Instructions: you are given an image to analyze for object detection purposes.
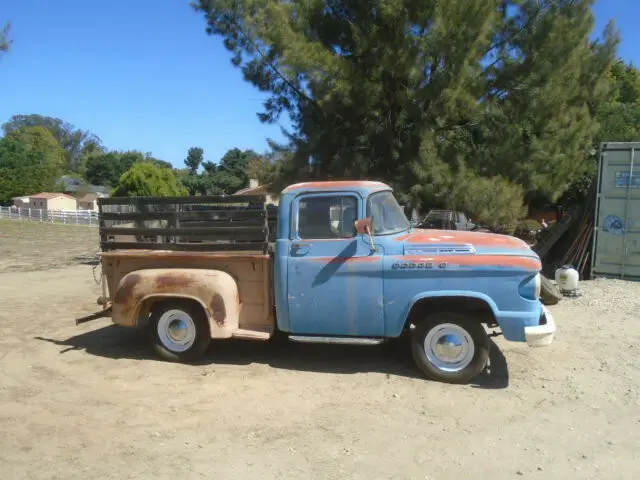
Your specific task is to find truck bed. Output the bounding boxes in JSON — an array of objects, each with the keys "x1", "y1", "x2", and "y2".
[
  {"x1": 97, "y1": 195, "x2": 277, "y2": 335},
  {"x1": 100, "y1": 250, "x2": 274, "y2": 336}
]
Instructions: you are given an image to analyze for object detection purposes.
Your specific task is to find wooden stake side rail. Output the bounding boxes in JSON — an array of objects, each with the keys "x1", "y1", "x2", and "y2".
[
  {"x1": 98, "y1": 195, "x2": 278, "y2": 254},
  {"x1": 100, "y1": 242, "x2": 270, "y2": 252},
  {"x1": 98, "y1": 194, "x2": 267, "y2": 205}
]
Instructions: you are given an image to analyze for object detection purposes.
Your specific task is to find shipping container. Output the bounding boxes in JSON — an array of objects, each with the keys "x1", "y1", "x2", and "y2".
[{"x1": 591, "y1": 142, "x2": 640, "y2": 280}]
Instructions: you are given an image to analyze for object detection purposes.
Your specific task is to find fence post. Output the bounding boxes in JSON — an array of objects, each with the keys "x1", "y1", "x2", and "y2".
[
  {"x1": 28, "y1": 208, "x2": 31, "y2": 222},
  {"x1": 39, "y1": 208, "x2": 43, "y2": 223}
]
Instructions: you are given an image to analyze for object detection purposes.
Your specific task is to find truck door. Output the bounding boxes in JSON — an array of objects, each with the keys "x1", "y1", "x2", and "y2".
[{"x1": 287, "y1": 192, "x2": 384, "y2": 336}]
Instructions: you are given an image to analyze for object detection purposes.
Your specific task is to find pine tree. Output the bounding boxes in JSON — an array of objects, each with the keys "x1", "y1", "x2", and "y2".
[{"x1": 193, "y1": 0, "x2": 619, "y2": 221}]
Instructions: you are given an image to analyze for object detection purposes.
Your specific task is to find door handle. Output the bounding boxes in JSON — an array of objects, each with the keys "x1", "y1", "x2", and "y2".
[{"x1": 292, "y1": 243, "x2": 311, "y2": 255}]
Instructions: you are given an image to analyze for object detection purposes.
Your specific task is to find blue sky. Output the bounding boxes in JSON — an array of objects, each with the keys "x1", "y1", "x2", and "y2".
[{"x1": 0, "y1": 0, "x2": 637, "y2": 168}]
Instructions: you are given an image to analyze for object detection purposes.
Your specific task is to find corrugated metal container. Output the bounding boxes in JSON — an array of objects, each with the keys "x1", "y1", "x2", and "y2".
[{"x1": 591, "y1": 142, "x2": 640, "y2": 280}]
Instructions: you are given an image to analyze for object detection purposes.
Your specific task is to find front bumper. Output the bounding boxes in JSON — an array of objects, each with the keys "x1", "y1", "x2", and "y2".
[{"x1": 524, "y1": 305, "x2": 556, "y2": 347}]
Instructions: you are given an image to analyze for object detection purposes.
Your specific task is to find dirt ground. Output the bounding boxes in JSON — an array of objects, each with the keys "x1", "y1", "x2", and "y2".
[
  {"x1": 1, "y1": 220, "x2": 639, "y2": 479},
  {"x1": 0, "y1": 220, "x2": 98, "y2": 273}
]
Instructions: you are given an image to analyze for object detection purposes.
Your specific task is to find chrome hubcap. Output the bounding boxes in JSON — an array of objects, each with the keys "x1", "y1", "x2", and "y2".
[
  {"x1": 167, "y1": 319, "x2": 189, "y2": 343},
  {"x1": 157, "y1": 309, "x2": 196, "y2": 352},
  {"x1": 434, "y1": 334, "x2": 464, "y2": 361},
  {"x1": 424, "y1": 323, "x2": 475, "y2": 373}
]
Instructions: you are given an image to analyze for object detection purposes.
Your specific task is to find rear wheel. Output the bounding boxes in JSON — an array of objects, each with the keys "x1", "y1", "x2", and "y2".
[
  {"x1": 148, "y1": 300, "x2": 211, "y2": 362},
  {"x1": 411, "y1": 312, "x2": 489, "y2": 384}
]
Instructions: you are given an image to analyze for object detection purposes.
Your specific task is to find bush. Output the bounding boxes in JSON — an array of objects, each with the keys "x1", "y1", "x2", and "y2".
[
  {"x1": 514, "y1": 219, "x2": 542, "y2": 243},
  {"x1": 112, "y1": 162, "x2": 188, "y2": 197}
]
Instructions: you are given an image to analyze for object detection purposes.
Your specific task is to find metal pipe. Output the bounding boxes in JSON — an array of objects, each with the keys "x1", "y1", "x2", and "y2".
[{"x1": 590, "y1": 144, "x2": 606, "y2": 278}]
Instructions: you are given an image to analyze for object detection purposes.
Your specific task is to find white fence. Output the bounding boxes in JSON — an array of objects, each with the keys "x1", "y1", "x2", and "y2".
[{"x1": 0, "y1": 206, "x2": 99, "y2": 226}]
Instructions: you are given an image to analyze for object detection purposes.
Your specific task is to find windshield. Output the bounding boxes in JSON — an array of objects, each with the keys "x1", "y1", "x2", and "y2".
[{"x1": 366, "y1": 191, "x2": 410, "y2": 236}]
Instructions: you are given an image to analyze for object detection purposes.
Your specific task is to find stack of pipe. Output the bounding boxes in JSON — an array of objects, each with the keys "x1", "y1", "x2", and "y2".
[{"x1": 559, "y1": 184, "x2": 597, "y2": 278}]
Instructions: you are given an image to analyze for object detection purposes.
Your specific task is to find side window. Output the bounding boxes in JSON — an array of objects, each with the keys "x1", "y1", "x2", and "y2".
[{"x1": 297, "y1": 196, "x2": 358, "y2": 239}]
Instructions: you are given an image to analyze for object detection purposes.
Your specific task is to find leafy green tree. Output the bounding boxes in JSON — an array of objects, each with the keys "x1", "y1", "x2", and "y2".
[
  {"x1": 0, "y1": 127, "x2": 66, "y2": 203},
  {"x1": 176, "y1": 147, "x2": 263, "y2": 195},
  {"x1": 2, "y1": 114, "x2": 102, "y2": 172},
  {"x1": 176, "y1": 168, "x2": 206, "y2": 195},
  {"x1": 561, "y1": 58, "x2": 640, "y2": 204},
  {"x1": 202, "y1": 161, "x2": 217, "y2": 175},
  {"x1": 246, "y1": 154, "x2": 278, "y2": 186},
  {"x1": 85, "y1": 151, "x2": 139, "y2": 186},
  {"x1": 212, "y1": 148, "x2": 258, "y2": 193},
  {"x1": 200, "y1": 174, "x2": 225, "y2": 194},
  {"x1": 1, "y1": 21, "x2": 10, "y2": 54},
  {"x1": 112, "y1": 162, "x2": 188, "y2": 197},
  {"x1": 193, "y1": 0, "x2": 618, "y2": 220},
  {"x1": 76, "y1": 139, "x2": 106, "y2": 177},
  {"x1": 85, "y1": 150, "x2": 171, "y2": 186},
  {"x1": 597, "y1": 59, "x2": 640, "y2": 142},
  {"x1": 185, "y1": 147, "x2": 204, "y2": 174}
]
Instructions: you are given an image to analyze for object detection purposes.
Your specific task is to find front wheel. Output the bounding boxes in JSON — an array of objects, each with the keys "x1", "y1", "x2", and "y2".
[
  {"x1": 148, "y1": 300, "x2": 211, "y2": 362},
  {"x1": 411, "y1": 312, "x2": 489, "y2": 384}
]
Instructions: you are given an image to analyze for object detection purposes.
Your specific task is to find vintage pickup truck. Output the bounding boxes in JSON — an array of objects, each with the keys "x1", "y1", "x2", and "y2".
[{"x1": 81, "y1": 181, "x2": 555, "y2": 384}]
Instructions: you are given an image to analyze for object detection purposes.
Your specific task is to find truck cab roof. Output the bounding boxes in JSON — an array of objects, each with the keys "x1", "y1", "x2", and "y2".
[{"x1": 281, "y1": 181, "x2": 391, "y2": 196}]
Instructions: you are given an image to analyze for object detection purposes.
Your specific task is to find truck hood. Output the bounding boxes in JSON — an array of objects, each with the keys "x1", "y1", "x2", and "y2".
[{"x1": 394, "y1": 229, "x2": 534, "y2": 256}]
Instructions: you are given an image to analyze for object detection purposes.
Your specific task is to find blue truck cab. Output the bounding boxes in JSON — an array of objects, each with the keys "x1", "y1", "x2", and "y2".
[
  {"x1": 92, "y1": 180, "x2": 556, "y2": 384},
  {"x1": 272, "y1": 181, "x2": 555, "y2": 382}
]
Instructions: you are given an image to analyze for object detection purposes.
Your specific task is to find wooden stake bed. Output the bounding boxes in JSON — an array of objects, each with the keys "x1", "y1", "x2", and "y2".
[{"x1": 98, "y1": 194, "x2": 278, "y2": 254}]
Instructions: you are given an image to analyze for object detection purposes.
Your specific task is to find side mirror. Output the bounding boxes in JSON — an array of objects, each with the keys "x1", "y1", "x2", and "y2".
[
  {"x1": 354, "y1": 218, "x2": 376, "y2": 253},
  {"x1": 354, "y1": 218, "x2": 373, "y2": 235}
]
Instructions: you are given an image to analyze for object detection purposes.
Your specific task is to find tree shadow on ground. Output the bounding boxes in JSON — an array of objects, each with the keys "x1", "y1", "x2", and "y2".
[{"x1": 35, "y1": 326, "x2": 509, "y2": 388}]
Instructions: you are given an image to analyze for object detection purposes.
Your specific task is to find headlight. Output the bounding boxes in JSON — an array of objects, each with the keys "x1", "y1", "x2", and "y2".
[{"x1": 518, "y1": 273, "x2": 541, "y2": 300}]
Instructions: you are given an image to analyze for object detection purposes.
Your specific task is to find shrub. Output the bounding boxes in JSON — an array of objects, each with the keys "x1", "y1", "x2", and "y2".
[{"x1": 112, "y1": 162, "x2": 188, "y2": 197}]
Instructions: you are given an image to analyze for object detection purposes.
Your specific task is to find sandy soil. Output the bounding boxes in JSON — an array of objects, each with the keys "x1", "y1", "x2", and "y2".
[
  {"x1": 0, "y1": 220, "x2": 99, "y2": 273},
  {"x1": 0, "y1": 222, "x2": 639, "y2": 479}
]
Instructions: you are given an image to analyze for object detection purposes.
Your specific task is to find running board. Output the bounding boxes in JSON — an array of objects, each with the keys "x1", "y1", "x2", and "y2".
[
  {"x1": 231, "y1": 328, "x2": 271, "y2": 341},
  {"x1": 288, "y1": 335, "x2": 384, "y2": 345}
]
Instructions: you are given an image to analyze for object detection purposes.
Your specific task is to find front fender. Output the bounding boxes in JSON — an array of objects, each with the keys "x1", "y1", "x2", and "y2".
[
  {"x1": 112, "y1": 268, "x2": 239, "y2": 338},
  {"x1": 390, "y1": 290, "x2": 500, "y2": 337}
]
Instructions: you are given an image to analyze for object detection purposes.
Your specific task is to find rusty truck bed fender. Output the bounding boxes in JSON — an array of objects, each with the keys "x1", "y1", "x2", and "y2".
[{"x1": 112, "y1": 268, "x2": 240, "y2": 338}]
